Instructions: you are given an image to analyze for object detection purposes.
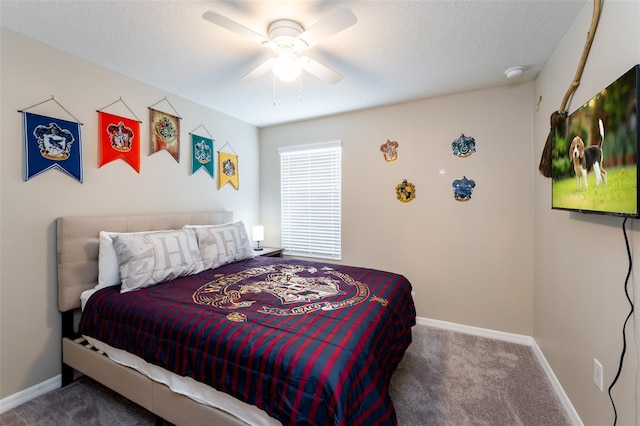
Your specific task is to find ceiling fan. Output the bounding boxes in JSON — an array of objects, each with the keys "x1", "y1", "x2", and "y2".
[{"x1": 202, "y1": 6, "x2": 357, "y2": 84}]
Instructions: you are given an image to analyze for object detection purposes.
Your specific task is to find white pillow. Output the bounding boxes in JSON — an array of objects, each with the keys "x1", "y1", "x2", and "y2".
[
  {"x1": 186, "y1": 221, "x2": 255, "y2": 270},
  {"x1": 97, "y1": 231, "x2": 123, "y2": 289},
  {"x1": 112, "y1": 228, "x2": 204, "y2": 293},
  {"x1": 97, "y1": 229, "x2": 166, "y2": 289}
]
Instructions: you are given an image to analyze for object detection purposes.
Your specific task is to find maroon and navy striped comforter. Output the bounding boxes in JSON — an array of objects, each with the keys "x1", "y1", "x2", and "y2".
[{"x1": 80, "y1": 256, "x2": 416, "y2": 425}]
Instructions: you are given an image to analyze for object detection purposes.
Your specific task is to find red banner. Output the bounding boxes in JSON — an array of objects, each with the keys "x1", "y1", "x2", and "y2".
[{"x1": 98, "y1": 111, "x2": 140, "y2": 173}]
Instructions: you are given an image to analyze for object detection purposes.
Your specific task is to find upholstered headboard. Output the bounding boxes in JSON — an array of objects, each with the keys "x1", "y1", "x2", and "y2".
[{"x1": 56, "y1": 211, "x2": 233, "y2": 312}]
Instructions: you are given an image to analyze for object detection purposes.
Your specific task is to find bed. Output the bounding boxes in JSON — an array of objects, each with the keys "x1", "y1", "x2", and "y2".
[{"x1": 57, "y1": 211, "x2": 416, "y2": 425}]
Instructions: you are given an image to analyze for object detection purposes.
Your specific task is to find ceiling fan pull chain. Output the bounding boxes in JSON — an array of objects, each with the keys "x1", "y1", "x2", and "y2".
[
  {"x1": 298, "y1": 73, "x2": 303, "y2": 100},
  {"x1": 273, "y1": 73, "x2": 277, "y2": 106}
]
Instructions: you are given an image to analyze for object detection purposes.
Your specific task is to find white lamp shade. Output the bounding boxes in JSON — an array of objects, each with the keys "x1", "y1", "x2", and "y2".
[
  {"x1": 272, "y1": 51, "x2": 301, "y2": 82},
  {"x1": 252, "y1": 225, "x2": 264, "y2": 242}
]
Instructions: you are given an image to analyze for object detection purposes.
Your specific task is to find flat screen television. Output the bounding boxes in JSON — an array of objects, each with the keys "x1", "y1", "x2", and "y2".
[{"x1": 552, "y1": 64, "x2": 639, "y2": 217}]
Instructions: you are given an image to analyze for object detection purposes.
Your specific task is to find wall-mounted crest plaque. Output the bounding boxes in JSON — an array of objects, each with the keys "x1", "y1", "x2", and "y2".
[
  {"x1": 380, "y1": 139, "x2": 399, "y2": 162},
  {"x1": 452, "y1": 176, "x2": 476, "y2": 201},
  {"x1": 395, "y1": 179, "x2": 415, "y2": 203},
  {"x1": 451, "y1": 134, "x2": 476, "y2": 158}
]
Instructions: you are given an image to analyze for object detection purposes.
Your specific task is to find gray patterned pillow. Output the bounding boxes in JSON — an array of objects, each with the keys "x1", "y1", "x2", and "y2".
[
  {"x1": 186, "y1": 221, "x2": 255, "y2": 270},
  {"x1": 113, "y1": 228, "x2": 204, "y2": 293}
]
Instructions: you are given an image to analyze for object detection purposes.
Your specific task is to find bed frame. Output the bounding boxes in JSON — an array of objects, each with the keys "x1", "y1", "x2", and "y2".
[{"x1": 57, "y1": 211, "x2": 254, "y2": 426}]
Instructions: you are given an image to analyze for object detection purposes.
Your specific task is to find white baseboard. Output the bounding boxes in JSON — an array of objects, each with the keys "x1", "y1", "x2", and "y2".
[
  {"x1": 416, "y1": 316, "x2": 583, "y2": 426},
  {"x1": 416, "y1": 317, "x2": 534, "y2": 345},
  {"x1": 0, "y1": 374, "x2": 61, "y2": 414},
  {"x1": 529, "y1": 340, "x2": 584, "y2": 426}
]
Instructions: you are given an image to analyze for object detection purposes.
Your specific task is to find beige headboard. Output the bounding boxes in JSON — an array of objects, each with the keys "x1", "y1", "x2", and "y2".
[{"x1": 56, "y1": 211, "x2": 233, "y2": 312}]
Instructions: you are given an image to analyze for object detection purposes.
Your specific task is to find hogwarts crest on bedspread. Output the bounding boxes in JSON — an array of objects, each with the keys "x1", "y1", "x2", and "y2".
[{"x1": 193, "y1": 263, "x2": 374, "y2": 317}]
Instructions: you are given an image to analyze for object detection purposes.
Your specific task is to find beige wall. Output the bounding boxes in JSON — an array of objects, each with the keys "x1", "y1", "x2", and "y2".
[
  {"x1": 259, "y1": 82, "x2": 535, "y2": 335},
  {"x1": 533, "y1": 1, "x2": 640, "y2": 425},
  {"x1": 0, "y1": 29, "x2": 261, "y2": 398}
]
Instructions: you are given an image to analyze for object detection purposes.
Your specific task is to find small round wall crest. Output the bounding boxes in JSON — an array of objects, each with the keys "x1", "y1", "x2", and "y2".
[
  {"x1": 451, "y1": 134, "x2": 476, "y2": 158},
  {"x1": 380, "y1": 139, "x2": 399, "y2": 162},
  {"x1": 396, "y1": 179, "x2": 416, "y2": 203},
  {"x1": 452, "y1": 176, "x2": 476, "y2": 201}
]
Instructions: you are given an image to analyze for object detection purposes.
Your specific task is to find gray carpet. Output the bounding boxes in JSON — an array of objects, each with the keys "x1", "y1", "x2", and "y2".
[
  {"x1": 0, "y1": 325, "x2": 571, "y2": 426},
  {"x1": 389, "y1": 326, "x2": 571, "y2": 425}
]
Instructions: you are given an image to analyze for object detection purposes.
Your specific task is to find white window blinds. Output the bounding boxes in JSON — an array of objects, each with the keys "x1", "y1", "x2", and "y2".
[{"x1": 279, "y1": 141, "x2": 341, "y2": 260}]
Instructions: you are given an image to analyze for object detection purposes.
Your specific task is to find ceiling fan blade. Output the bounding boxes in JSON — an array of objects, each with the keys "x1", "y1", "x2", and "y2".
[
  {"x1": 202, "y1": 11, "x2": 270, "y2": 46},
  {"x1": 298, "y1": 6, "x2": 357, "y2": 48},
  {"x1": 300, "y1": 57, "x2": 343, "y2": 84},
  {"x1": 240, "y1": 58, "x2": 275, "y2": 80}
]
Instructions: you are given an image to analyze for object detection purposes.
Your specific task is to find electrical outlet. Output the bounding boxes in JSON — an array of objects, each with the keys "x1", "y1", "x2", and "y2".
[{"x1": 593, "y1": 358, "x2": 604, "y2": 392}]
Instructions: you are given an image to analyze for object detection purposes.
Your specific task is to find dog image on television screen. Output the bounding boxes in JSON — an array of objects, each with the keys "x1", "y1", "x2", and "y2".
[
  {"x1": 569, "y1": 118, "x2": 607, "y2": 189},
  {"x1": 551, "y1": 65, "x2": 638, "y2": 216}
]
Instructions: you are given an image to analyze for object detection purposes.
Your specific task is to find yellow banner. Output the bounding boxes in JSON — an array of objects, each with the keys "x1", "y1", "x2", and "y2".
[{"x1": 218, "y1": 151, "x2": 239, "y2": 189}]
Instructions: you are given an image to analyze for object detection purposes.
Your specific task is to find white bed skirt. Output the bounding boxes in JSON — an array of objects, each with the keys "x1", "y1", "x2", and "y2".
[{"x1": 83, "y1": 335, "x2": 281, "y2": 426}]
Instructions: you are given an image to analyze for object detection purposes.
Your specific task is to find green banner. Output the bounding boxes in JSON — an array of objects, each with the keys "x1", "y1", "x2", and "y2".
[{"x1": 191, "y1": 134, "x2": 214, "y2": 177}]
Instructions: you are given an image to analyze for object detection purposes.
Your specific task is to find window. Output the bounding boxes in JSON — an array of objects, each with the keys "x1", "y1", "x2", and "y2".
[{"x1": 279, "y1": 141, "x2": 341, "y2": 260}]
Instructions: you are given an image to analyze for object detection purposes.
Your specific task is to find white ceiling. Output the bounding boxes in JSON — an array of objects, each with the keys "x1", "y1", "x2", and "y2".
[{"x1": 0, "y1": 0, "x2": 586, "y2": 128}]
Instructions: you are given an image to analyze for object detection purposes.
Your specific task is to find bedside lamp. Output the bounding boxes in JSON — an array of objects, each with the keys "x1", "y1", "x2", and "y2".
[{"x1": 252, "y1": 225, "x2": 264, "y2": 251}]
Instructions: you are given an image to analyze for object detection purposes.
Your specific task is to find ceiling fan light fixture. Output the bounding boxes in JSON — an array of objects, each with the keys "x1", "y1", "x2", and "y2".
[
  {"x1": 203, "y1": 7, "x2": 356, "y2": 85},
  {"x1": 273, "y1": 50, "x2": 302, "y2": 81}
]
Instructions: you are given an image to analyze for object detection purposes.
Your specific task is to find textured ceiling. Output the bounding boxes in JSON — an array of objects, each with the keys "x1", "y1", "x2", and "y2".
[{"x1": 0, "y1": 0, "x2": 586, "y2": 127}]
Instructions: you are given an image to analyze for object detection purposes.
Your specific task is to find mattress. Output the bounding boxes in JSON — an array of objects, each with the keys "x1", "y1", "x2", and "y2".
[{"x1": 80, "y1": 256, "x2": 416, "y2": 425}]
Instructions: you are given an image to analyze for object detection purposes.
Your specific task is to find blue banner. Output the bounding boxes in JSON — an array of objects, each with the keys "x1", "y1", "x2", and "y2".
[{"x1": 23, "y1": 112, "x2": 83, "y2": 182}]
